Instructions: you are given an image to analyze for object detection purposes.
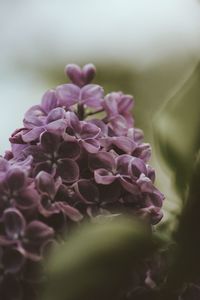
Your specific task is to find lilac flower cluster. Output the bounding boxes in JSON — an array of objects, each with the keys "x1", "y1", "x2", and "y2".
[{"x1": 0, "y1": 63, "x2": 164, "y2": 299}]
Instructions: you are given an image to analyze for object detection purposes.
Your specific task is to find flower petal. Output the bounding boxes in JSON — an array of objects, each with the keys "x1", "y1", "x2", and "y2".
[
  {"x1": 116, "y1": 154, "x2": 133, "y2": 175},
  {"x1": 12, "y1": 144, "x2": 28, "y2": 158},
  {"x1": 89, "y1": 151, "x2": 115, "y2": 171},
  {"x1": 65, "y1": 64, "x2": 96, "y2": 87},
  {"x1": 65, "y1": 64, "x2": 83, "y2": 87},
  {"x1": 82, "y1": 64, "x2": 96, "y2": 85},
  {"x1": 65, "y1": 64, "x2": 84, "y2": 87},
  {"x1": 80, "y1": 122, "x2": 100, "y2": 139},
  {"x1": 57, "y1": 159, "x2": 79, "y2": 183},
  {"x1": 9, "y1": 128, "x2": 28, "y2": 144},
  {"x1": 45, "y1": 119, "x2": 67, "y2": 136},
  {"x1": 127, "y1": 127, "x2": 144, "y2": 143},
  {"x1": 0, "y1": 158, "x2": 9, "y2": 172},
  {"x1": 89, "y1": 119, "x2": 108, "y2": 137},
  {"x1": 23, "y1": 146, "x2": 47, "y2": 163},
  {"x1": 40, "y1": 131, "x2": 60, "y2": 153},
  {"x1": 117, "y1": 93, "x2": 134, "y2": 114},
  {"x1": 103, "y1": 92, "x2": 119, "y2": 117},
  {"x1": 24, "y1": 105, "x2": 45, "y2": 128},
  {"x1": 58, "y1": 203, "x2": 83, "y2": 222},
  {"x1": 56, "y1": 83, "x2": 80, "y2": 107},
  {"x1": 108, "y1": 136, "x2": 136, "y2": 154},
  {"x1": 22, "y1": 127, "x2": 44, "y2": 143},
  {"x1": 80, "y1": 84, "x2": 104, "y2": 108},
  {"x1": 41, "y1": 89, "x2": 59, "y2": 113},
  {"x1": 144, "y1": 190, "x2": 165, "y2": 208},
  {"x1": 147, "y1": 165, "x2": 156, "y2": 182},
  {"x1": 109, "y1": 115, "x2": 128, "y2": 136},
  {"x1": 133, "y1": 143, "x2": 151, "y2": 163},
  {"x1": 46, "y1": 107, "x2": 66, "y2": 123},
  {"x1": 66, "y1": 111, "x2": 81, "y2": 133},
  {"x1": 14, "y1": 155, "x2": 33, "y2": 172},
  {"x1": 94, "y1": 169, "x2": 116, "y2": 185},
  {"x1": 74, "y1": 179, "x2": 99, "y2": 203},
  {"x1": 34, "y1": 162, "x2": 52, "y2": 176},
  {"x1": 119, "y1": 176, "x2": 140, "y2": 194},
  {"x1": 128, "y1": 157, "x2": 147, "y2": 179},
  {"x1": 2, "y1": 248, "x2": 26, "y2": 274},
  {"x1": 136, "y1": 173, "x2": 154, "y2": 193},
  {"x1": 24, "y1": 221, "x2": 54, "y2": 260},
  {"x1": 26, "y1": 221, "x2": 54, "y2": 240},
  {"x1": 35, "y1": 171, "x2": 56, "y2": 198},
  {"x1": 16, "y1": 187, "x2": 40, "y2": 211},
  {"x1": 6, "y1": 168, "x2": 26, "y2": 191},
  {"x1": 81, "y1": 139, "x2": 100, "y2": 153},
  {"x1": 98, "y1": 181, "x2": 121, "y2": 203},
  {"x1": 58, "y1": 141, "x2": 81, "y2": 160},
  {"x1": 3, "y1": 208, "x2": 26, "y2": 240},
  {"x1": 38, "y1": 202, "x2": 60, "y2": 217}
]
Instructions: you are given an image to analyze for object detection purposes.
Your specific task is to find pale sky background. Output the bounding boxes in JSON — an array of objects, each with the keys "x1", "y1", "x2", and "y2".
[{"x1": 0, "y1": 0, "x2": 200, "y2": 153}]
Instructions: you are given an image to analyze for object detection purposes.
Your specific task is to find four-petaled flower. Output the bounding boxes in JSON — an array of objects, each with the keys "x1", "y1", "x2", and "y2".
[
  {"x1": 0, "y1": 208, "x2": 54, "y2": 261},
  {"x1": 64, "y1": 112, "x2": 101, "y2": 153},
  {"x1": 35, "y1": 171, "x2": 83, "y2": 222},
  {"x1": 102, "y1": 92, "x2": 134, "y2": 133},
  {"x1": 0, "y1": 157, "x2": 39, "y2": 216},
  {"x1": 24, "y1": 131, "x2": 80, "y2": 183}
]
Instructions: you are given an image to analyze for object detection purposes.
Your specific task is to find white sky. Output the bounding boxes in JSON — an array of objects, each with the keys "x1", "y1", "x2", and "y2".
[{"x1": 1, "y1": 0, "x2": 200, "y2": 67}]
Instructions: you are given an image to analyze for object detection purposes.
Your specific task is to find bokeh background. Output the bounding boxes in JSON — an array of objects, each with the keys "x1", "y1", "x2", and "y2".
[{"x1": 1, "y1": 0, "x2": 200, "y2": 230}]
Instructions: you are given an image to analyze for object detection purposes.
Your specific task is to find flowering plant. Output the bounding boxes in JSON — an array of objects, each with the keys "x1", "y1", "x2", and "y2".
[{"x1": 0, "y1": 63, "x2": 164, "y2": 299}]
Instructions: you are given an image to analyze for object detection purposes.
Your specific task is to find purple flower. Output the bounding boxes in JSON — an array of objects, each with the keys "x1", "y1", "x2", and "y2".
[
  {"x1": 64, "y1": 112, "x2": 101, "y2": 153},
  {"x1": 88, "y1": 152, "x2": 141, "y2": 188},
  {"x1": 10, "y1": 91, "x2": 65, "y2": 144},
  {"x1": 127, "y1": 127, "x2": 144, "y2": 144},
  {"x1": 5, "y1": 63, "x2": 165, "y2": 298},
  {"x1": 76, "y1": 179, "x2": 122, "y2": 218},
  {"x1": 65, "y1": 63, "x2": 96, "y2": 87},
  {"x1": 103, "y1": 91, "x2": 134, "y2": 128},
  {"x1": 89, "y1": 152, "x2": 164, "y2": 223},
  {"x1": 0, "y1": 157, "x2": 39, "y2": 215},
  {"x1": 100, "y1": 136, "x2": 136, "y2": 155},
  {"x1": 35, "y1": 171, "x2": 83, "y2": 222},
  {"x1": 100, "y1": 135, "x2": 151, "y2": 162},
  {"x1": 0, "y1": 154, "x2": 33, "y2": 175},
  {"x1": 7, "y1": 60, "x2": 164, "y2": 231},
  {"x1": 23, "y1": 131, "x2": 80, "y2": 183},
  {"x1": 23, "y1": 107, "x2": 66, "y2": 143},
  {"x1": 56, "y1": 83, "x2": 104, "y2": 109},
  {"x1": 0, "y1": 208, "x2": 54, "y2": 261}
]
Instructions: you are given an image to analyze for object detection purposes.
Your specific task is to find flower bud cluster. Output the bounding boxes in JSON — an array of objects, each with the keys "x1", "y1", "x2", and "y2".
[{"x1": 0, "y1": 63, "x2": 164, "y2": 299}]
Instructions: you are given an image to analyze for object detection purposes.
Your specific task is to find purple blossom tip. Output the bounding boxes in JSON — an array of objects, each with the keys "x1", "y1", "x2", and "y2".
[{"x1": 65, "y1": 63, "x2": 96, "y2": 87}]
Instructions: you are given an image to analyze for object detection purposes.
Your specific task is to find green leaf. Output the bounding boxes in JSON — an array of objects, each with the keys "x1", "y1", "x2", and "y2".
[
  {"x1": 166, "y1": 153, "x2": 200, "y2": 289},
  {"x1": 42, "y1": 218, "x2": 158, "y2": 300},
  {"x1": 154, "y1": 63, "x2": 200, "y2": 195}
]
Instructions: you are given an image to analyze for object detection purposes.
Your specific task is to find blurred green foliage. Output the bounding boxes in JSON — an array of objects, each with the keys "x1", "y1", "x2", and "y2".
[
  {"x1": 166, "y1": 152, "x2": 200, "y2": 290},
  {"x1": 42, "y1": 218, "x2": 158, "y2": 300},
  {"x1": 154, "y1": 63, "x2": 200, "y2": 197}
]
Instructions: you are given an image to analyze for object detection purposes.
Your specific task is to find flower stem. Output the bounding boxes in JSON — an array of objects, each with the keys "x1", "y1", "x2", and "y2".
[{"x1": 77, "y1": 104, "x2": 85, "y2": 120}]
